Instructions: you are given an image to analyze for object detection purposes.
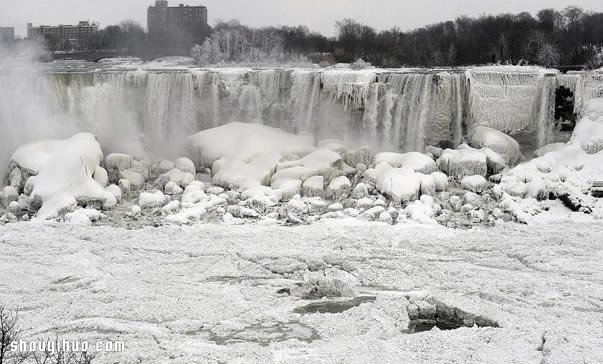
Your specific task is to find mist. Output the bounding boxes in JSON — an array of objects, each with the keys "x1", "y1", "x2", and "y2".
[{"x1": 0, "y1": 41, "x2": 79, "y2": 178}]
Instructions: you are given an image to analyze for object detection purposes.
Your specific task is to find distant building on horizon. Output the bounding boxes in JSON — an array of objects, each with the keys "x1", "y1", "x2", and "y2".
[
  {"x1": 147, "y1": 1, "x2": 208, "y2": 41},
  {"x1": 0, "y1": 27, "x2": 15, "y2": 42},
  {"x1": 27, "y1": 21, "x2": 97, "y2": 49}
]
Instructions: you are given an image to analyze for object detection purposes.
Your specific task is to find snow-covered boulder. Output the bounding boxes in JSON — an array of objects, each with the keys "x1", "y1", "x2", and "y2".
[
  {"x1": 327, "y1": 203, "x2": 343, "y2": 212},
  {"x1": 461, "y1": 175, "x2": 489, "y2": 193},
  {"x1": 152, "y1": 159, "x2": 175, "y2": 175},
  {"x1": 1, "y1": 186, "x2": 18, "y2": 207},
  {"x1": 139, "y1": 190, "x2": 169, "y2": 209},
  {"x1": 272, "y1": 178, "x2": 302, "y2": 200},
  {"x1": 156, "y1": 168, "x2": 195, "y2": 189},
  {"x1": 351, "y1": 183, "x2": 369, "y2": 199},
  {"x1": 105, "y1": 185, "x2": 122, "y2": 203},
  {"x1": 7, "y1": 168, "x2": 23, "y2": 190},
  {"x1": 431, "y1": 172, "x2": 449, "y2": 191},
  {"x1": 105, "y1": 153, "x2": 134, "y2": 172},
  {"x1": 93, "y1": 166, "x2": 109, "y2": 187},
  {"x1": 287, "y1": 199, "x2": 309, "y2": 216},
  {"x1": 570, "y1": 100, "x2": 603, "y2": 154},
  {"x1": 164, "y1": 181, "x2": 184, "y2": 195},
  {"x1": 9, "y1": 133, "x2": 108, "y2": 220},
  {"x1": 175, "y1": 157, "x2": 196, "y2": 174},
  {"x1": 438, "y1": 144, "x2": 506, "y2": 179},
  {"x1": 7, "y1": 201, "x2": 20, "y2": 214},
  {"x1": 162, "y1": 200, "x2": 180, "y2": 214},
  {"x1": 344, "y1": 147, "x2": 374, "y2": 168},
  {"x1": 187, "y1": 122, "x2": 315, "y2": 190},
  {"x1": 402, "y1": 195, "x2": 440, "y2": 224},
  {"x1": 356, "y1": 197, "x2": 374, "y2": 210},
  {"x1": 327, "y1": 176, "x2": 351, "y2": 200},
  {"x1": 302, "y1": 176, "x2": 325, "y2": 198},
  {"x1": 119, "y1": 169, "x2": 145, "y2": 190},
  {"x1": 469, "y1": 126, "x2": 521, "y2": 165},
  {"x1": 375, "y1": 152, "x2": 437, "y2": 174},
  {"x1": 375, "y1": 162, "x2": 421, "y2": 203}
]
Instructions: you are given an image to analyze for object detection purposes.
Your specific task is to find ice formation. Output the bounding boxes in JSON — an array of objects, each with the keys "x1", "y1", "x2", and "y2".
[
  {"x1": 2, "y1": 58, "x2": 603, "y2": 227},
  {"x1": 8, "y1": 133, "x2": 110, "y2": 219}
]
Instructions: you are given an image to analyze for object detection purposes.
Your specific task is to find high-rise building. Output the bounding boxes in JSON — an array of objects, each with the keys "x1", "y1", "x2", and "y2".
[
  {"x1": 0, "y1": 27, "x2": 15, "y2": 42},
  {"x1": 27, "y1": 21, "x2": 97, "y2": 49},
  {"x1": 147, "y1": 1, "x2": 208, "y2": 39}
]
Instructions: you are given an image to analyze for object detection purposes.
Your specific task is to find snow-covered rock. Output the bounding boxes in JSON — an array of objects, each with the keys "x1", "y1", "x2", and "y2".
[
  {"x1": 1, "y1": 186, "x2": 19, "y2": 207},
  {"x1": 93, "y1": 166, "x2": 109, "y2": 187},
  {"x1": 570, "y1": 100, "x2": 603, "y2": 154},
  {"x1": 327, "y1": 203, "x2": 343, "y2": 212},
  {"x1": 302, "y1": 176, "x2": 325, "y2": 198},
  {"x1": 470, "y1": 126, "x2": 522, "y2": 165},
  {"x1": 351, "y1": 183, "x2": 369, "y2": 199},
  {"x1": 375, "y1": 162, "x2": 421, "y2": 203},
  {"x1": 438, "y1": 144, "x2": 505, "y2": 179},
  {"x1": 403, "y1": 195, "x2": 440, "y2": 224},
  {"x1": 187, "y1": 122, "x2": 315, "y2": 190},
  {"x1": 119, "y1": 169, "x2": 145, "y2": 190},
  {"x1": 152, "y1": 160, "x2": 175, "y2": 175},
  {"x1": 164, "y1": 181, "x2": 184, "y2": 195},
  {"x1": 344, "y1": 147, "x2": 374, "y2": 168},
  {"x1": 162, "y1": 200, "x2": 180, "y2": 214},
  {"x1": 156, "y1": 168, "x2": 195, "y2": 189},
  {"x1": 139, "y1": 190, "x2": 169, "y2": 209},
  {"x1": 9, "y1": 133, "x2": 108, "y2": 220},
  {"x1": 356, "y1": 197, "x2": 374, "y2": 210},
  {"x1": 7, "y1": 201, "x2": 20, "y2": 214},
  {"x1": 431, "y1": 172, "x2": 449, "y2": 191},
  {"x1": 327, "y1": 176, "x2": 351, "y2": 200},
  {"x1": 461, "y1": 175, "x2": 489, "y2": 193},
  {"x1": 118, "y1": 179, "x2": 131, "y2": 195},
  {"x1": 175, "y1": 157, "x2": 196, "y2": 174},
  {"x1": 375, "y1": 152, "x2": 437, "y2": 174},
  {"x1": 105, "y1": 184, "x2": 122, "y2": 203}
]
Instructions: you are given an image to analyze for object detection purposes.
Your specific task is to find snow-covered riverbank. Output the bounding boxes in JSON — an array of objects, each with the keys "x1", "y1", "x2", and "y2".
[{"x1": 0, "y1": 219, "x2": 601, "y2": 363}]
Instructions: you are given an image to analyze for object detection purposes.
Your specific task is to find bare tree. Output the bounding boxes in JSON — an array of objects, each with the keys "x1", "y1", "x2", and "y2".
[{"x1": 0, "y1": 307, "x2": 28, "y2": 364}]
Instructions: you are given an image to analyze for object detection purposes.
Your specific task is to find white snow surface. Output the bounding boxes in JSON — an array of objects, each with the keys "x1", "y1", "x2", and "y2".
[{"x1": 0, "y1": 220, "x2": 601, "y2": 363}]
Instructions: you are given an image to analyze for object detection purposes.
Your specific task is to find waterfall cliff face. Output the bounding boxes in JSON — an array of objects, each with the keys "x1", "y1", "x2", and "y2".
[{"x1": 11, "y1": 65, "x2": 603, "y2": 157}]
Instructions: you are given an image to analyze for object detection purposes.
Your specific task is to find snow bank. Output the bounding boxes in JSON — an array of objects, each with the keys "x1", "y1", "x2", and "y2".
[{"x1": 10, "y1": 133, "x2": 110, "y2": 219}]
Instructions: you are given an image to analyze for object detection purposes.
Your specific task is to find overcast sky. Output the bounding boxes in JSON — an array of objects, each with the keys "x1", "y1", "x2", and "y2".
[{"x1": 2, "y1": 0, "x2": 602, "y2": 37}]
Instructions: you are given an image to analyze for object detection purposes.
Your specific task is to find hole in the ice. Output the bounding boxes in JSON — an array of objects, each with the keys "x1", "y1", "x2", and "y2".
[{"x1": 293, "y1": 296, "x2": 377, "y2": 314}]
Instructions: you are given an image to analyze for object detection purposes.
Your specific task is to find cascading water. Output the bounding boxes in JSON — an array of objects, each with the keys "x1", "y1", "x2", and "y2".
[{"x1": 5, "y1": 61, "x2": 601, "y2": 165}]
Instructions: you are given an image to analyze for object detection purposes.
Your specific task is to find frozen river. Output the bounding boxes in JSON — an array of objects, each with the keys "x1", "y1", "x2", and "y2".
[{"x1": 1, "y1": 219, "x2": 601, "y2": 363}]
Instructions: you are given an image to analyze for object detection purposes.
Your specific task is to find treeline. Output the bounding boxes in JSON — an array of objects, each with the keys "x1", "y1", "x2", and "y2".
[
  {"x1": 189, "y1": 6, "x2": 602, "y2": 67},
  {"x1": 334, "y1": 6, "x2": 603, "y2": 67},
  {"x1": 51, "y1": 5, "x2": 603, "y2": 67}
]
